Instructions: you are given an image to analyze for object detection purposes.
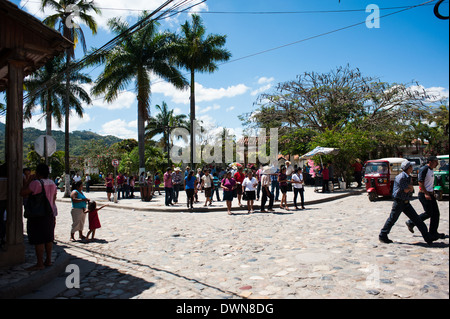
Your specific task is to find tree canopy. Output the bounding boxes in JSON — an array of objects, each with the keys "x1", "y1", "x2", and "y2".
[{"x1": 241, "y1": 65, "x2": 448, "y2": 181}]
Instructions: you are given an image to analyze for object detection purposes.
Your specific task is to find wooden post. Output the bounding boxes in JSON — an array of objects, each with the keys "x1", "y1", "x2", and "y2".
[{"x1": 0, "y1": 59, "x2": 26, "y2": 267}]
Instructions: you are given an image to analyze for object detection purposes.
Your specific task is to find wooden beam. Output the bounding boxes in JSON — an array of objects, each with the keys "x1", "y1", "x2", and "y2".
[{"x1": 0, "y1": 58, "x2": 26, "y2": 267}]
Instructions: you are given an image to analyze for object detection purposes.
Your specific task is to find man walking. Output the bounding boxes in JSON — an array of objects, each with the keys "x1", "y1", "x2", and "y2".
[
  {"x1": 379, "y1": 161, "x2": 433, "y2": 245},
  {"x1": 406, "y1": 156, "x2": 446, "y2": 240},
  {"x1": 260, "y1": 169, "x2": 274, "y2": 212}
]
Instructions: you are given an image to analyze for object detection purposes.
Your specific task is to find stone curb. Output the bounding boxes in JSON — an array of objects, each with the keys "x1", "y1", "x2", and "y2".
[
  {"x1": 0, "y1": 244, "x2": 71, "y2": 299},
  {"x1": 57, "y1": 190, "x2": 366, "y2": 213}
]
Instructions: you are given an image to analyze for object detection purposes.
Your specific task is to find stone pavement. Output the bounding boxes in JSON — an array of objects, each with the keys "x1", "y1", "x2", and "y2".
[{"x1": 1, "y1": 185, "x2": 448, "y2": 299}]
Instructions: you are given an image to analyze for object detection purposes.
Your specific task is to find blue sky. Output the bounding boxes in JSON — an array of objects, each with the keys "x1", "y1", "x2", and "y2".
[{"x1": 4, "y1": 0, "x2": 449, "y2": 141}]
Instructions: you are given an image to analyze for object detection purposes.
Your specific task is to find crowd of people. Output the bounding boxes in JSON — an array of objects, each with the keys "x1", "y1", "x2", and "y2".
[{"x1": 156, "y1": 162, "x2": 311, "y2": 215}]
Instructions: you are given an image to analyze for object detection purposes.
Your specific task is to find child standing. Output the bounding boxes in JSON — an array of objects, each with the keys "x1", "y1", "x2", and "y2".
[{"x1": 85, "y1": 201, "x2": 108, "y2": 241}]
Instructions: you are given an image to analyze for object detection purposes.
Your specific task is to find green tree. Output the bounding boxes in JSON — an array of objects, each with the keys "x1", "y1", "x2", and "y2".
[
  {"x1": 41, "y1": 0, "x2": 100, "y2": 197},
  {"x1": 308, "y1": 125, "x2": 378, "y2": 186},
  {"x1": 173, "y1": 14, "x2": 231, "y2": 167},
  {"x1": 90, "y1": 14, "x2": 188, "y2": 177},
  {"x1": 145, "y1": 101, "x2": 189, "y2": 166},
  {"x1": 24, "y1": 57, "x2": 92, "y2": 138},
  {"x1": 407, "y1": 102, "x2": 449, "y2": 155},
  {"x1": 245, "y1": 66, "x2": 435, "y2": 160}
]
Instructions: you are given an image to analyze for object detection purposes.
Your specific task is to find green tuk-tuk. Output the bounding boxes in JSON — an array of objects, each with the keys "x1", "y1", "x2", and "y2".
[{"x1": 434, "y1": 155, "x2": 449, "y2": 201}]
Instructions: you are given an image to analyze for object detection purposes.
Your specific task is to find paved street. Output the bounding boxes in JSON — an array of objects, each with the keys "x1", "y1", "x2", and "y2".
[{"x1": 8, "y1": 187, "x2": 450, "y2": 299}]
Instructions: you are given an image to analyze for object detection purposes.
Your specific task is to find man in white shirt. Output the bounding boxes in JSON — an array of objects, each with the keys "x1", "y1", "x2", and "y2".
[
  {"x1": 201, "y1": 169, "x2": 214, "y2": 207},
  {"x1": 73, "y1": 173, "x2": 82, "y2": 183},
  {"x1": 406, "y1": 156, "x2": 445, "y2": 240},
  {"x1": 260, "y1": 168, "x2": 274, "y2": 212},
  {"x1": 291, "y1": 167, "x2": 305, "y2": 210}
]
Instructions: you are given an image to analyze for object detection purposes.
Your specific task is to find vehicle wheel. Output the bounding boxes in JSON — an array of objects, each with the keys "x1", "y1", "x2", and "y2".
[
  {"x1": 369, "y1": 192, "x2": 377, "y2": 202},
  {"x1": 435, "y1": 190, "x2": 443, "y2": 201}
]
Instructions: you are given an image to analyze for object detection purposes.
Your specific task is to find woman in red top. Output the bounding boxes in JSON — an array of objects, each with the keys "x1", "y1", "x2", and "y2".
[{"x1": 234, "y1": 167, "x2": 246, "y2": 207}]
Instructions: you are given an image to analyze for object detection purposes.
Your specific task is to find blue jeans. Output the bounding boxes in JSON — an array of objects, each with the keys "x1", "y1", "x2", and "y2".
[{"x1": 271, "y1": 180, "x2": 280, "y2": 201}]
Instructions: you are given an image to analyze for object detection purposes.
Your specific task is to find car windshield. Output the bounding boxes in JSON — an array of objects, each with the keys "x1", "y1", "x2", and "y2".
[
  {"x1": 365, "y1": 162, "x2": 389, "y2": 174},
  {"x1": 437, "y1": 158, "x2": 449, "y2": 172},
  {"x1": 407, "y1": 158, "x2": 421, "y2": 165}
]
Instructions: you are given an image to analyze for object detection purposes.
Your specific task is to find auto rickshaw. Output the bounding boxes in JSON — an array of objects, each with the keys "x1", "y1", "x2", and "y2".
[
  {"x1": 364, "y1": 158, "x2": 407, "y2": 202},
  {"x1": 434, "y1": 155, "x2": 449, "y2": 201}
]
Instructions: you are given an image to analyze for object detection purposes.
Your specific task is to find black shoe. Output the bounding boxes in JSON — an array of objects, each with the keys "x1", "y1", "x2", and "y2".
[
  {"x1": 430, "y1": 233, "x2": 446, "y2": 241},
  {"x1": 379, "y1": 235, "x2": 393, "y2": 244},
  {"x1": 405, "y1": 221, "x2": 415, "y2": 234}
]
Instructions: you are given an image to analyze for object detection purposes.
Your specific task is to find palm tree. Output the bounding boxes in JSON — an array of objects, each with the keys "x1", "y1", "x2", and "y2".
[
  {"x1": 40, "y1": 0, "x2": 100, "y2": 196},
  {"x1": 90, "y1": 14, "x2": 188, "y2": 176},
  {"x1": 145, "y1": 101, "x2": 189, "y2": 166},
  {"x1": 173, "y1": 14, "x2": 232, "y2": 168},
  {"x1": 24, "y1": 57, "x2": 92, "y2": 138}
]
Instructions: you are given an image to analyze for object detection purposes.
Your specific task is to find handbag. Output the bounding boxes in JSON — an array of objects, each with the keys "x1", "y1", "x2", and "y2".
[
  {"x1": 24, "y1": 180, "x2": 53, "y2": 219},
  {"x1": 287, "y1": 183, "x2": 293, "y2": 192},
  {"x1": 243, "y1": 191, "x2": 248, "y2": 201}
]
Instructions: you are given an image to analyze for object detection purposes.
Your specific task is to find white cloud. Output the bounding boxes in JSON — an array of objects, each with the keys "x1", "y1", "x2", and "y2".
[
  {"x1": 23, "y1": 110, "x2": 92, "y2": 133},
  {"x1": 251, "y1": 84, "x2": 272, "y2": 96},
  {"x1": 251, "y1": 76, "x2": 275, "y2": 96},
  {"x1": 100, "y1": 119, "x2": 137, "y2": 139},
  {"x1": 90, "y1": 91, "x2": 136, "y2": 110},
  {"x1": 226, "y1": 106, "x2": 235, "y2": 112},
  {"x1": 410, "y1": 85, "x2": 449, "y2": 103},
  {"x1": 152, "y1": 81, "x2": 250, "y2": 104},
  {"x1": 258, "y1": 77, "x2": 275, "y2": 85},
  {"x1": 198, "y1": 104, "x2": 221, "y2": 114},
  {"x1": 80, "y1": 83, "x2": 136, "y2": 111}
]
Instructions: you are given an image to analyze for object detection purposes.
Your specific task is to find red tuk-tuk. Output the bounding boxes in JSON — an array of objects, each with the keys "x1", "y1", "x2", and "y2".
[{"x1": 364, "y1": 158, "x2": 407, "y2": 202}]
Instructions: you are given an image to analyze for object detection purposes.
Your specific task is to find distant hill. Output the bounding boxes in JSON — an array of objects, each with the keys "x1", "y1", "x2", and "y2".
[{"x1": 0, "y1": 122, "x2": 122, "y2": 161}]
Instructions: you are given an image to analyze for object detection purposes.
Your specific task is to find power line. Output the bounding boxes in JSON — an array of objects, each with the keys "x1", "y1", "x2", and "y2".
[
  {"x1": 220, "y1": 0, "x2": 440, "y2": 66},
  {"x1": 23, "y1": 0, "x2": 207, "y2": 104},
  {"x1": 21, "y1": 0, "x2": 444, "y2": 15}
]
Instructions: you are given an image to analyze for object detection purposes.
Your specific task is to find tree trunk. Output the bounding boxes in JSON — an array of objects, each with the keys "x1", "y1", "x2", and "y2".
[
  {"x1": 64, "y1": 49, "x2": 71, "y2": 198},
  {"x1": 45, "y1": 93, "x2": 52, "y2": 165},
  {"x1": 138, "y1": 100, "x2": 146, "y2": 175},
  {"x1": 189, "y1": 70, "x2": 195, "y2": 168},
  {"x1": 45, "y1": 93, "x2": 52, "y2": 136}
]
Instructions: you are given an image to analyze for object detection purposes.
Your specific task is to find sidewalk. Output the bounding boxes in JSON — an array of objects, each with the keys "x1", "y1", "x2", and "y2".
[
  {"x1": 57, "y1": 184, "x2": 365, "y2": 213},
  {"x1": 0, "y1": 185, "x2": 365, "y2": 299}
]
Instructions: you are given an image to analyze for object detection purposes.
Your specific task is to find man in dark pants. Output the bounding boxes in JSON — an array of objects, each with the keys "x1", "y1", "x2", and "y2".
[
  {"x1": 406, "y1": 156, "x2": 446, "y2": 240},
  {"x1": 379, "y1": 161, "x2": 433, "y2": 246},
  {"x1": 260, "y1": 170, "x2": 274, "y2": 212}
]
